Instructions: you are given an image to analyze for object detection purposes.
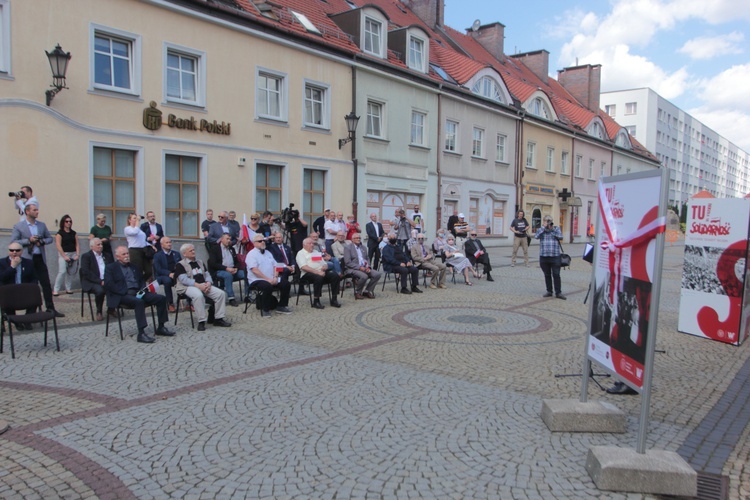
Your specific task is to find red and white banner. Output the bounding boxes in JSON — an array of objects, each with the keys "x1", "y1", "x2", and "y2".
[
  {"x1": 587, "y1": 173, "x2": 666, "y2": 389},
  {"x1": 678, "y1": 198, "x2": 750, "y2": 345}
]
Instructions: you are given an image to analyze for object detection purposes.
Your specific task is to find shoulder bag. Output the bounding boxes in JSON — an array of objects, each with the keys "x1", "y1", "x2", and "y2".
[{"x1": 557, "y1": 240, "x2": 571, "y2": 268}]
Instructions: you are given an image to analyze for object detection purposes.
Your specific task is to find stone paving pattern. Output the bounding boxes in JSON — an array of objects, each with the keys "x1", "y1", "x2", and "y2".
[{"x1": 0, "y1": 242, "x2": 748, "y2": 498}]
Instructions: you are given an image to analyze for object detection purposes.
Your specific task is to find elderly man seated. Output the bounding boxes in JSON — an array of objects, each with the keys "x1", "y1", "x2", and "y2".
[
  {"x1": 0, "y1": 242, "x2": 38, "y2": 329},
  {"x1": 410, "y1": 233, "x2": 447, "y2": 289},
  {"x1": 296, "y1": 237, "x2": 341, "y2": 309},
  {"x1": 152, "y1": 236, "x2": 181, "y2": 312},
  {"x1": 208, "y1": 233, "x2": 245, "y2": 307},
  {"x1": 79, "y1": 238, "x2": 110, "y2": 321},
  {"x1": 245, "y1": 234, "x2": 292, "y2": 317},
  {"x1": 381, "y1": 232, "x2": 422, "y2": 295},
  {"x1": 464, "y1": 231, "x2": 494, "y2": 281},
  {"x1": 343, "y1": 232, "x2": 381, "y2": 299},
  {"x1": 174, "y1": 243, "x2": 232, "y2": 331}
]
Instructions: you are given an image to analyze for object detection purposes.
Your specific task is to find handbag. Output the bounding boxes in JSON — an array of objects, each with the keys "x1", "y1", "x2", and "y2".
[
  {"x1": 143, "y1": 245, "x2": 156, "y2": 260},
  {"x1": 557, "y1": 240, "x2": 571, "y2": 268}
]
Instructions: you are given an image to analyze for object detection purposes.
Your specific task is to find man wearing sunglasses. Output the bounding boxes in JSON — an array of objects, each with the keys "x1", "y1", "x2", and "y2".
[
  {"x1": 206, "y1": 211, "x2": 237, "y2": 247},
  {"x1": 0, "y1": 243, "x2": 39, "y2": 329}
]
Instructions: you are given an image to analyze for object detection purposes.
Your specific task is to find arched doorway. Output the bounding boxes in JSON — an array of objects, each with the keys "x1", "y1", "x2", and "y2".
[{"x1": 532, "y1": 207, "x2": 542, "y2": 231}]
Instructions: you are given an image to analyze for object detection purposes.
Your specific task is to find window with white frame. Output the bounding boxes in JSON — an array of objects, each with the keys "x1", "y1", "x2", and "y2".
[
  {"x1": 546, "y1": 147, "x2": 555, "y2": 172},
  {"x1": 303, "y1": 81, "x2": 329, "y2": 129},
  {"x1": 407, "y1": 35, "x2": 425, "y2": 72},
  {"x1": 528, "y1": 97, "x2": 551, "y2": 119},
  {"x1": 601, "y1": 162, "x2": 607, "y2": 177},
  {"x1": 625, "y1": 102, "x2": 637, "y2": 115},
  {"x1": 575, "y1": 155, "x2": 582, "y2": 177},
  {"x1": 444, "y1": 120, "x2": 458, "y2": 152},
  {"x1": 0, "y1": 0, "x2": 10, "y2": 74},
  {"x1": 589, "y1": 121, "x2": 605, "y2": 140},
  {"x1": 92, "y1": 25, "x2": 141, "y2": 95},
  {"x1": 526, "y1": 141, "x2": 537, "y2": 168},
  {"x1": 256, "y1": 68, "x2": 287, "y2": 121},
  {"x1": 605, "y1": 104, "x2": 616, "y2": 117},
  {"x1": 472, "y1": 76, "x2": 503, "y2": 103},
  {"x1": 165, "y1": 44, "x2": 204, "y2": 106},
  {"x1": 561, "y1": 151, "x2": 569, "y2": 174},
  {"x1": 588, "y1": 159, "x2": 595, "y2": 179},
  {"x1": 366, "y1": 100, "x2": 383, "y2": 138},
  {"x1": 410, "y1": 111, "x2": 426, "y2": 146},
  {"x1": 496, "y1": 134, "x2": 507, "y2": 162},
  {"x1": 472, "y1": 127, "x2": 485, "y2": 158},
  {"x1": 363, "y1": 17, "x2": 383, "y2": 57}
]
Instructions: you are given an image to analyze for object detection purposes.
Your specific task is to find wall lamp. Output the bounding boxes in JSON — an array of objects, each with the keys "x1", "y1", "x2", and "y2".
[
  {"x1": 45, "y1": 44, "x2": 72, "y2": 106},
  {"x1": 338, "y1": 112, "x2": 360, "y2": 149}
]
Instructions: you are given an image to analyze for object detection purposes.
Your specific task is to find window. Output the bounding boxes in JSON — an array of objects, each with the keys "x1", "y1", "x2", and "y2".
[
  {"x1": 589, "y1": 121, "x2": 605, "y2": 140},
  {"x1": 472, "y1": 76, "x2": 502, "y2": 103},
  {"x1": 625, "y1": 102, "x2": 637, "y2": 115},
  {"x1": 601, "y1": 162, "x2": 607, "y2": 177},
  {"x1": 496, "y1": 134, "x2": 507, "y2": 162},
  {"x1": 0, "y1": 0, "x2": 10, "y2": 74},
  {"x1": 411, "y1": 111, "x2": 426, "y2": 146},
  {"x1": 304, "y1": 81, "x2": 329, "y2": 129},
  {"x1": 366, "y1": 100, "x2": 383, "y2": 138},
  {"x1": 407, "y1": 35, "x2": 425, "y2": 72},
  {"x1": 93, "y1": 147, "x2": 136, "y2": 234},
  {"x1": 256, "y1": 68, "x2": 287, "y2": 121},
  {"x1": 575, "y1": 155, "x2": 582, "y2": 177},
  {"x1": 561, "y1": 151, "x2": 569, "y2": 174},
  {"x1": 605, "y1": 104, "x2": 616, "y2": 117},
  {"x1": 303, "y1": 169, "x2": 326, "y2": 227},
  {"x1": 165, "y1": 154, "x2": 200, "y2": 237},
  {"x1": 256, "y1": 164, "x2": 283, "y2": 214},
  {"x1": 529, "y1": 97, "x2": 550, "y2": 119},
  {"x1": 472, "y1": 127, "x2": 485, "y2": 158},
  {"x1": 445, "y1": 120, "x2": 458, "y2": 152},
  {"x1": 364, "y1": 17, "x2": 383, "y2": 56},
  {"x1": 164, "y1": 44, "x2": 205, "y2": 106},
  {"x1": 526, "y1": 141, "x2": 537, "y2": 168},
  {"x1": 92, "y1": 26, "x2": 141, "y2": 95},
  {"x1": 546, "y1": 147, "x2": 555, "y2": 172},
  {"x1": 588, "y1": 159, "x2": 595, "y2": 179},
  {"x1": 625, "y1": 125, "x2": 636, "y2": 136}
]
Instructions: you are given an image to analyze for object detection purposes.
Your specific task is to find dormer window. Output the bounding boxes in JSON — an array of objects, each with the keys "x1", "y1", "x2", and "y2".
[
  {"x1": 529, "y1": 97, "x2": 551, "y2": 119},
  {"x1": 408, "y1": 35, "x2": 425, "y2": 71},
  {"x1": 364, "y1": 17, "x2": 383, "y2": 57},
  {"x1": 588, "y1": 121, "x2": 605, "y2": 140},
  {"x1": 615, "y1": 130, "x2": 632, "y2": 149},
  {"x1": 472, "y1": 76, "x2": 502, "y2": 103}
]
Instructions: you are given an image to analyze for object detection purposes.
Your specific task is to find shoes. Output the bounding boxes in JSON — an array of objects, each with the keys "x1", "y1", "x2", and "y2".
[
  {"x1": 168, "y1": 304, "x2": 176, "y2": 313},
  {"x1": 363, "y1": 291, "x2": 375, "y2": 299},
  {"x1": 354, "y1": 293, "x2": 364, "y2": 300},
  {"x1": 96, "y1": 312, "x2": 104, "y2": 322},
  {"x1": 429, "y1": 284, "x2": 437, "y2": 289},
  {"x1": 330, "y1": 300, "x2": 341, "y2": 308},
  {"x1": 50, "y1": 310, "x2": 65, "y2": 318},
  {"x1": 108, "y1": 308, "x2": 120, "y2": 318},
  {"x1": 137, "y1": 332, "x2": 155, "y2": 344},
  {"x1": 276, "y1": 306, "x2": 292, "y2": 314},
  {"x1": 66, "y1": 290, "x2": 74, "y2": 294},
  {"x1": 312, "y1": 300, "x2": 325, "y2": 310},
  {"x1": 197, "y1": 321, "x2": 206, "y2": 331},
  {"x1": 543, "y1": 292, "x2": 553, "y2": 297},
  {"x1": 606, "y1": 382, "x2": 638, "y2": 395},
  {"x1": 261, "y1": 310, "x2": 272, "y2": 318},
  {"x1": 401, "y1": 288, "x2": 412, "y2": 294},
  {"x1": 464, "y1": 281, "x2": 473, "y2": 286},
  {"x1": 412, "y1": 287, "x2": 423, "y2": 293},
  {"x1": 510, "y1": 263, "x2": 515, "y2": 267},
  {"x1": 156, "y1": 325, "x2": 175, "y2": 336},
  {"x1": 53, "y1": 292, "x2": 60, "y2": 297},
  {"x1": 228, "y1": 298, "x2": 238, "y2": 307},
  {"x1": 556, "y1": 294, "x2": 566, "y2": 300},
  {"x1": 486, "y1": 274, "x2": 494, "y2": 282},
  {"x1": 438, "y1": 284, "x2": 448, "y2": 289},
  {"x1": 14, "y1": 322, "x2": 25, "y2": 331},
  {"x1": 213, "y1": 318, "x2": 232, "y2": 327}
]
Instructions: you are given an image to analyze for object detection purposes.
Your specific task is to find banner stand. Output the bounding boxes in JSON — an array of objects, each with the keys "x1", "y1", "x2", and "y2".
[{"x1": 541, "y1": 169, "x2": 697, "y2": 496}]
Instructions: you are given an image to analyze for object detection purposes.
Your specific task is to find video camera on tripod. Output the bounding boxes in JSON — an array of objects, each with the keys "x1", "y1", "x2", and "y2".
[{"x1": 280, "y1": 203, "x2": 299, "y2": 226}]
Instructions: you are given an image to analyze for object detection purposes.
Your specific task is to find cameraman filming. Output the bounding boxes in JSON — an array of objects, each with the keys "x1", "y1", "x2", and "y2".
[
  {"x1": 10, "y1": 186, "x2": 38, "y2": 222},
  {"x1": 281, "y1": 205, "x2": 307, "y2": 256},
  {"x1": 534, "y1": 215, "x2": 565, "y2": 300}
]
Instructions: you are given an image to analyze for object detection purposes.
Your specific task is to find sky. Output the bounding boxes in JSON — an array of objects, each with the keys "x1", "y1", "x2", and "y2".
[{"x1": 444, "y1": 0, "x2": 750, "y2": 152}]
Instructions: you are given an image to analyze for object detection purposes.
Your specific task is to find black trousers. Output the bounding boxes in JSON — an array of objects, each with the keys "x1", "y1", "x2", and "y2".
[
  {"x1": 300, "y1": 270, "x2": 340, "y2": 299},
  {"x1": 119, "y1": 289, "x2": 168, "y2": 332},
  {"x1": 539, "y1": 256, "x2": 562, "y2": 295},
  {"x1": 392, "y1": 265, "x2": 419, "y2": 289},
  {"x1": 32, "y1": 254, "x2": 55, "y2": 311},
  {"x1": 84, "y1": 282, "x2": 106, "y2": 313},
  {"x1": 249, "y1": 279, "x2": 290, "y2": 310},
  {"x1": 368, "y1": 241, "x2": 381, "y2": 270}
]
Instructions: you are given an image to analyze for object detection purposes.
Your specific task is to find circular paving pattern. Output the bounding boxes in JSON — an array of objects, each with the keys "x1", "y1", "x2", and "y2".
[{"x1": 397, "y1": 307, "x2": 547, "y2": 336}]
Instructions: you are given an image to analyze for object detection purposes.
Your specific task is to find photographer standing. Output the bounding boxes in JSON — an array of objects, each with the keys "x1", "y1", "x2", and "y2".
[
  {"x1": 534, "y1": 215, "x2": 565, "y2": 300},
  {"x1": 10, "y1": 186, "x2": 38, "y2": 222}
]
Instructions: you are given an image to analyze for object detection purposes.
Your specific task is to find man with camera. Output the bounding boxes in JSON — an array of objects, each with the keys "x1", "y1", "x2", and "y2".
[
  {"x1": 10, "y1": 186, "x2": 38, "y2": 222},
  {"x1": 534, "y1": 215, "x2": 565, "y2": 300}
]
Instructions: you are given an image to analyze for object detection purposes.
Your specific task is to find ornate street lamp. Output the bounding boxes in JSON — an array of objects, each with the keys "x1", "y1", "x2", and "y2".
[
  {"x1": 45, "y1": 44, "x2": 72, "y2": 106},
  {"x1": 338, "y1": 112, "x2": 360, "y2": 149}
]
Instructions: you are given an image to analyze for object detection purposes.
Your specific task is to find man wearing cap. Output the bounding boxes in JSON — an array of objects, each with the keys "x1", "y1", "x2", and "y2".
[
  {"x1": 246, "y1": 234, "x2": 292, "y2": 317},
  {"x1": 452, "y1": 213, "x2": 470, "y2": 248},
  {"x1": 410, "y1": 233, "x2": 446, "y2": 289},
  {"x1": 464, "y1": 231, "x2": 494, "y2": 281},
  {"x1": 534, "y1": 215, "x2": 565, "y2": 299}
]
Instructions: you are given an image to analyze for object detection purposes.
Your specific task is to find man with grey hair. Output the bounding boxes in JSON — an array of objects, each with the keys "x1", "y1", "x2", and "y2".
[
  {"x1": 80, "y1": 237, "x2": 110, "y2": 321},
  {"x1": 174, "y1": 243, "x2": 231, "y2": 331},
  {"x1": 206, "y1": 211, "x2": 236, "y2": 247}
]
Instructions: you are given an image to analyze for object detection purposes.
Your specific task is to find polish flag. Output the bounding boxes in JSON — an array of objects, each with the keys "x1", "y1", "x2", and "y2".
[
  {"x1": 143, "y1": 281, "x2": 159, "y2": 294},
  {"x1": 474, "y1": 250, "x2": 483, "y2": 258},
  {"x1": 275, "y1": 263, "x2": 286, "y2": 272},
  {"x1": 311, "y1": 252, "x2": 323, "y2": 262},
  {"x1": 241, "y1": 213, "x2": 251, "y2": 242}
]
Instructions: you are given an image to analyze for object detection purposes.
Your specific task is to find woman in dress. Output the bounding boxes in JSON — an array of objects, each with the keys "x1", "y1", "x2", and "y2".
[
  {"x1": 89, "y1": 213, "x2": 113, "y2": 260},
  {"x1": 124, "y1": 212, "x2": 153, "y2": 280},
  {"x1": 432, "y1": 228, "x2": 448, "y2": 255},
  {"x1": 444, "y1": 236, "x2": 480, "y2": 285},
  {"x1": 54, "y1": 214, "x2": 80, "y2": 295}
]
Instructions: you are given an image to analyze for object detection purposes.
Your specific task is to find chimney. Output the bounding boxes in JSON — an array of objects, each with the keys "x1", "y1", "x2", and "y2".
[
  {"x1": 401, "y1": 0, "x2": 443, "y2": 27},
  {"x1": 511, "y1": 50, "x2": 550, "y2": 84},
  {"x1": 557, "y1": 64, "x2": 602, "y2": 112},
  {"x1": 467, "y1": 22, "x2": 505, "y2": 60}
]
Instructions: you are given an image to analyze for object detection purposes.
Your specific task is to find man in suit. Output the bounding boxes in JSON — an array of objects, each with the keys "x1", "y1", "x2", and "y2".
[
  {"x1": 464, "y1": 231, "x2": 494, "y2": 281},
  {"x1": 152, "y1": 236, "x2": 182, "y2": 312},
  {"x1": 312, "y1": 209, "x2": 330, "y2": 242},
  {"x1": 381, "y1": 233, "x2": 422, "y2": 295},
  {"x1": 410, "y1": 233, "x2": 447, "y2": 289},
  {"x1": 365, "y1": 212, "x2": 384, "y2": 270},
  {"x1": 206, "y1": 211, "x2": 236, "y2": 247},
  {"x1": 79, "y1": 238, "x2": 111, "y2": 321},
  {"x1": 267, "y1": 231, "x2": 296, "y2": 284},
  {"x1": 0, "y1": 242, "x2": 38, "y2": 328},
  {"x1": 11, "y1": 203, "x2": 63, "y2": 317},
  {"x1": 174, "y1": 243, "x2": 231, "y2": 331},
  {"x1": 140, "y1": 211, "x2": 164, "y2": 251},
  {"x1": 343, "y1": 233, "x2": 381, "y2": 299},
  {"x1": 207, "y1": 233, "x2": 244, "y2": 307},
  {"x1": 104, "y1": 245, "x2": 174, "y2": 343}
]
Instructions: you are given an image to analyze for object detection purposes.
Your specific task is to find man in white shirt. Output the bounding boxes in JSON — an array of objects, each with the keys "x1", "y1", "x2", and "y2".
[
  {"x1": 411, "y1": 205, "x2": 425, "y2": 234},
  {"x1": 296, "y1": 237, "x2": 341, "y2": 309},
  {"x1": 245, "y1": 234, "x2": 292, "y2": 317},
  {"x1": 12, "y1": 186, "x2": 39, "y2": 222}
]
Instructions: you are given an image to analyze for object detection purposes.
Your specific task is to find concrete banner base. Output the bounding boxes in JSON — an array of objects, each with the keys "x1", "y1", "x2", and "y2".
[
  {"x1": 586, "y1": 445, "x2": 697, "y2": 496},
  {"x1": 0, "y1": 420, "x2": 9, "y2": 435},
  {"x1": 541, "y1": 399, "x2": 626, "y2": 433}
]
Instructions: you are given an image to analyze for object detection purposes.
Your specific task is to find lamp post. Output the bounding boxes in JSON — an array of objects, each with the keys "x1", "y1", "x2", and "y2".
[
  {"x1": 45, "y1": 44, "x2": 72, "y2": 106},
  {"x1": 338, "y1": 112, "x2": 360, "y2": 149}
]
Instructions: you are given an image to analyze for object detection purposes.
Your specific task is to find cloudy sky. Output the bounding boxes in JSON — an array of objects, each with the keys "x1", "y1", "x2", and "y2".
[{"x1": 445, "y1": 0, "x2": 750, "y2": 151}]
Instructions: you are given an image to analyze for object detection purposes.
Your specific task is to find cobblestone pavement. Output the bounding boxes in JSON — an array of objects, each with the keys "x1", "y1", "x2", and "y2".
[{"x1": 0, "y1": 243, "x2": 747, "y2": 499}]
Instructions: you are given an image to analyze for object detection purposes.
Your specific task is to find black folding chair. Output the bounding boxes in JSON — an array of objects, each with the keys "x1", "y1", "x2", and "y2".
[
  {"x1": 105, "y1": 302, "x2": 156, "y2": 340},
  {"x1": 80, "y1": 289, "x2": 95, "y2": 321},
  {"x1": 0, "y1": 283, "x2": 60, "y2": 359}
]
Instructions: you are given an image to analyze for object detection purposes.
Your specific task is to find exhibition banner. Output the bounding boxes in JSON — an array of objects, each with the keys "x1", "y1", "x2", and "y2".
[
  {"x1": 587, "y1": 172, "x2": 666, "y2": 389},
  {"x1": 678, "y1": 198, "x2": 750, "y2": 345}
]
